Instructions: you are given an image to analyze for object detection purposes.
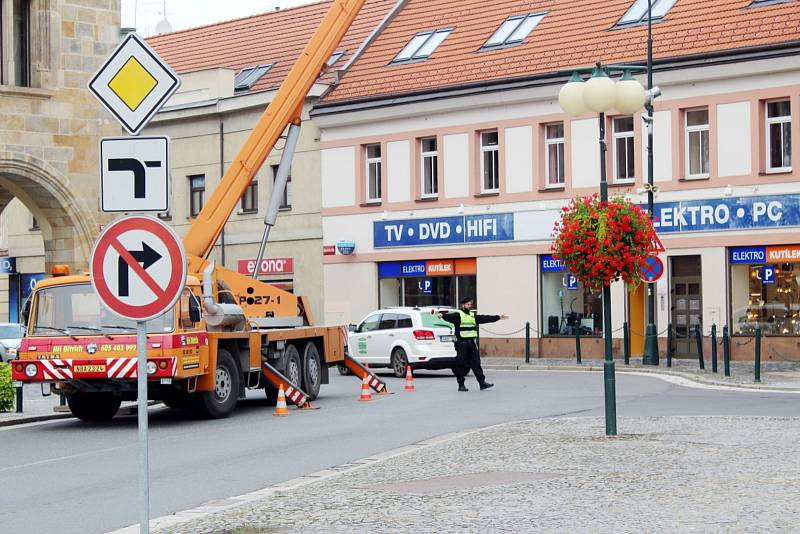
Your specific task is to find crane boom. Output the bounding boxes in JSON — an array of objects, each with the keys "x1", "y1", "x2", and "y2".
[{"x1": 183, "y1": 0, "x2": 367, "y2": 270}]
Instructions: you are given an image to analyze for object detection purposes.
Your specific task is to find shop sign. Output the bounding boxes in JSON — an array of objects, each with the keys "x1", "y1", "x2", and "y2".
[
  {"x1": 418, "y1": 278, "x2": 433, "y2": 294},
  {"x1": 374, "y1": 213, "x2": 514, "y2": 248},
  {"x1": 0, "y1": 257, "x2": 16, "y2": 274},
  {"x1": 653, "y1": 194, "x2": 800, "y2": 234},
  {"x1": 336, "y1": 240, "x2": 356, "y2": 255},
  {"x1": 426, "y1": 260, "x2": 454, "y2": 276},
  {"x1": 401, "y1": 261, "x2": 426, "y2": 276},
  {"x1": 378, "y1": 260, "x2": 464, "y2": 278},
  {"x1": 730, "y1": 246, "x2": 800, "y2": 264},
  {"x1": 237, "y1": 258, "x2": 293, "y2": 275},
  {"x1": 760, "y1": 265, "x2": 776, "y2": 284},
  {"x1": 323, "y1": 245, "x2": 336, "y2": 256},
  {"x1": 540, "y1": 255, "x2": 566, "y2": 273},
  {"x1": 565, "y1": 274, "x2": 579, "y2": 290}
]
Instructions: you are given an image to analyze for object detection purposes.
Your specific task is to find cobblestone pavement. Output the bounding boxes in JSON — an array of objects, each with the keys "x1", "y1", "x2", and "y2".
[
  {"x1": 483, "y1": 357, "x2": 800, "y2": 389},
  {"x1": 159, "y1": 416, "x2": 800, "y2": 533}
]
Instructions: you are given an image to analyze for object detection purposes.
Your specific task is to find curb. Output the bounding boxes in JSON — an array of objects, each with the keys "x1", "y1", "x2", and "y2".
[
  {"x1": 483, "y1": 363, "x2": 800, "y2": 392},
  {"x1": 0, "y1": 412, "x2": 73, "y2": 427}
]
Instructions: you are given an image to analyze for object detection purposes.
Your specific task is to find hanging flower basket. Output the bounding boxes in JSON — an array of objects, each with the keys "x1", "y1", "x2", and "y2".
[{"x1": 551, "y1": 195, "x2": 658, "y2": 289}]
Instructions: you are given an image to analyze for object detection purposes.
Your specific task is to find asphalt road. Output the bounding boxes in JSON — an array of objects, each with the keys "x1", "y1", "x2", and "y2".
[{"x1": 0, "y1": 369, "x2": 797, "y2": 534}]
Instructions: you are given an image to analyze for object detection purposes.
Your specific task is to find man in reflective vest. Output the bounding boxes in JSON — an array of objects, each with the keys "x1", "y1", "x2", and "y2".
[{"x1": 439, "y1": 297, "x2": 508, "y2": 392}]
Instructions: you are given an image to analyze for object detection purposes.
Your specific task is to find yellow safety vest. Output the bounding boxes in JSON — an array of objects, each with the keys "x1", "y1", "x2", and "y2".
[{"x1": 457, "y1": 310, "x2": 477, "y2": 339}]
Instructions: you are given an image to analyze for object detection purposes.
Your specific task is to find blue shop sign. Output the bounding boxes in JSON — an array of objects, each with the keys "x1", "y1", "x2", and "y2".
[
  {"x1": 653, "y1": 194, "x2": 800, "y2": 233},
  {"x1": 378, "y1": 261, "x2": 429, "y2": 278},
  {"x1": 0, "y1": 257, "x2": 16, "y2": 274},
  {"x1": 374, "y1": 213, "x2": 514, "y2": 248},
  {"x1": 540, "y1": 255, "x2": 567, "y2": 272},
  {"x1": 730, "y1": 246, "x2": 766, "y2": 264}
]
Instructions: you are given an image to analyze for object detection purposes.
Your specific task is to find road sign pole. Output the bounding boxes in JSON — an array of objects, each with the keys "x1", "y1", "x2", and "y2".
[{"x1": 137, "y1": 320, "x2": 150, "y2": 534}]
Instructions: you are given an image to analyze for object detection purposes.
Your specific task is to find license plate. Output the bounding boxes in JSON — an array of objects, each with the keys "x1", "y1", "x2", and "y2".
[
  {"x1": 74, "y1": 365, "x2": 106, "y2": 373},
  {"x1": 439, "y1": 335, "x2": 455, "y2": 342},
  {"x1": 12, "y1": 381, "x2": 23, "y2": 387}
]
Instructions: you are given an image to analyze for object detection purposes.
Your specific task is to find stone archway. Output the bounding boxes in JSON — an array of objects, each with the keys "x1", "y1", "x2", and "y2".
[{"x1": 0, "y1": 151, "x2": 100, "y2": 274}]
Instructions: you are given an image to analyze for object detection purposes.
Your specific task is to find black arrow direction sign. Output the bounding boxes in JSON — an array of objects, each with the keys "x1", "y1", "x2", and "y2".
[{"x1": 118, "y1": 242, "x2": 162, "y2": 297}]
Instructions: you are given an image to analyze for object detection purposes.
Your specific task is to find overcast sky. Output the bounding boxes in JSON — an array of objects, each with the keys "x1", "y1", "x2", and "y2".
[{"x1": 121, "y1": 0, "x2": 319, "y2": 36}]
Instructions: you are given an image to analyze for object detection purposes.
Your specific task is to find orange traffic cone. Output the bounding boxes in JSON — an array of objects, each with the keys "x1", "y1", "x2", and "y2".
[
  {"x1": 359, "y1": 373, "x2": 373, "y2": 402},
  {"x1": 404, "y1": 365, "x2": 416, "y2": 392},
  {"x1": 273, "y1": 384, "x2": 289, "y2": 416}
]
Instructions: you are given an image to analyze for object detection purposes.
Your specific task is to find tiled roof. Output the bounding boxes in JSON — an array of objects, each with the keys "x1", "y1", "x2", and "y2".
[
  {"x1": 146, "y1": 0, "x2": 396, "y2": 94},
  {"x1": 322, "y1": 0, "x2": 800, "y2": 104}
]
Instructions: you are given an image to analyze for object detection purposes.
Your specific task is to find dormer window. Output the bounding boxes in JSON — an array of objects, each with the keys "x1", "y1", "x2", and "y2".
[
  {"x1": 234, "y1": 64, "x2": 271, "y2": 91},
  {"x1": 483, "y1": 13, "x2": 545, "y2": 49},
  {"x1": 617, "y1": 0, "x2": 678, "y2": 26},
  {"x1": 392, "y1": 29, "x2": 452, "y2": 63}
]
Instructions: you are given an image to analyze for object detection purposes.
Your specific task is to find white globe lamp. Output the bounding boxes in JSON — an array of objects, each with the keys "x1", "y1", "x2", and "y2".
[
  {"x1": 558, "y1": 72, "x2": 587, "y2": 117},
  {"x1": 583, "y1": 66, "x2": 617, "y2": 113},
  {"x1": 615, "y1": 70, "x2": 646, "y2": 115}
]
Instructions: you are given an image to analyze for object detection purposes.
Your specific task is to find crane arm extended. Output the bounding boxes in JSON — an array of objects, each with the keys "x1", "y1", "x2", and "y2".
[{"x1": 183, "y1": 0, "x2": 367, "y2": 267}]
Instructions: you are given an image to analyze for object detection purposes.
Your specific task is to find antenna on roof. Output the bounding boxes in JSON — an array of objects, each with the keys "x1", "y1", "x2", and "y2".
[{"x1": 154, "y1": 0, "x2": 172, "y2": 35}]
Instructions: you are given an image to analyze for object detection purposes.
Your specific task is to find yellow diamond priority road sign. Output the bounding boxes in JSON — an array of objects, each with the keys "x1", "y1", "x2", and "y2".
[{"x1": 89, "y1": 32, "x2": 180, "y2": 135}]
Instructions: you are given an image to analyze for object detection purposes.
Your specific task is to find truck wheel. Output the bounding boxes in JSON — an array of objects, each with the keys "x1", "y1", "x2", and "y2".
[
  {"x1": 302, "y1": 342, "x2": 322, "y2": 400},
  {"x1": 391, "y1": 347, "x2": 409, "y2": 378},
  {"x1": 193, "y1": 349, "x2": 239, "y2": 419},
  {"x1": 66, "y1": 393, "x2": 121, "y2": 422},
  {"x1": 284, "y1": 344, "x2": 302, "y2": 389}
]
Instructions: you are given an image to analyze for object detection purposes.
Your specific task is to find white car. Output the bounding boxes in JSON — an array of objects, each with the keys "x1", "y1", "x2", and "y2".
[
  {"x1": 347, "y1": 307, "x2": 458, "y2": 377},
  {"x1": 0, "y1": 323, "x2": 25, "y2": 362}
]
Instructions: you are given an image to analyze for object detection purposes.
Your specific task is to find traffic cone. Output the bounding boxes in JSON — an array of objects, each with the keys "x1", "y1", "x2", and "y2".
[
  {"x1": 273, "y1": 384, "x2": 289, "y2": 416},
  {"x1": 359, "y1": 373, "x2": 373, "y2": 402},
  {"x1": 404, "y1": 365, "x2": 416, "y2": 392}
]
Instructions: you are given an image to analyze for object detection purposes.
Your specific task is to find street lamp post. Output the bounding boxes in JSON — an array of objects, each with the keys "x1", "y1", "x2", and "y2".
[
  {"x1": 642, "y1": 0, "x2": 660, "y2": 366},
  {"x1": 558, "y1": 62, "x2": 649, "y2": 436}
]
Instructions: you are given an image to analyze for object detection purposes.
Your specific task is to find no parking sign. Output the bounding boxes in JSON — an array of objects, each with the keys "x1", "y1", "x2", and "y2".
[{"x1": 640, "y1": 256, "x2": 664, "y2": 283}]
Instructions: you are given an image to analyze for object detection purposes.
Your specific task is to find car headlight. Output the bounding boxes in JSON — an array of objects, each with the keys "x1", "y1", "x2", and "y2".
[
  {"x1": 146, "y1": 361, "x2": 157, "y2": 375},
  {"x1": 25, "y1": 363, "x2": 37, "y2": 377},
  {"x1": 7, "y1": 347, "x2": 17, "y2": 357}
]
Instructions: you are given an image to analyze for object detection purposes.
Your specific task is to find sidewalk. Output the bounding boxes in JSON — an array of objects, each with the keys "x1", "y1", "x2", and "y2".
[
  {"x1": 3, "y1": 357, "x2": 799, "y2": 426},
  {"x1": 151, "y1": 416, "x2": 800, "y2": 533}
]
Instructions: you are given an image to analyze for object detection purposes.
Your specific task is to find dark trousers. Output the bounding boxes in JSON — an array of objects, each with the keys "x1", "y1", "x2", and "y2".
[{"x1": 454, "y1": 339, "x2": 485, "y2": 386}]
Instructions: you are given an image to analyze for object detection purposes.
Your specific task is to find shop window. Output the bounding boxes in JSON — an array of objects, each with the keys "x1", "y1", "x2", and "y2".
[
  {"x1": 480, "y1": 130, "x2": 499, "y2": 193},
  {"x1": 377, "y1": 259, "x2": 477, "y2": 309},
  {"x1": 612, "y1": 116, "x2": 635, "y2": 183},
  {"x1": 540, "y1": 257, "x2": 603, "y2": 336},
  {"x1": 240, "y1": 180, "x2": 258, "y2": 213},
  {"x1": 271, "y1": 164, "x2": 292, "y2": 210},
  {"x1": 545, "y1": 123, "x2": 565, "y2": 187},
  {"x1": 765, "y1": 100, "x2": 792, "y2": 173},
  {"x1": 730, "y1": 260, "x2": 800, "y2": 336},
  {"x1": 685, "y1": 108, "x2": 709, "y2": 179},
  {"x1": 420, "y1": 137, "x2": 438, "y2": 198},
  {"x1": 365, "y1": 144, "x2": 382, "y2": 203},
  {"x1": 188, "y1": 174, "x2": 205, "y2": 218}
]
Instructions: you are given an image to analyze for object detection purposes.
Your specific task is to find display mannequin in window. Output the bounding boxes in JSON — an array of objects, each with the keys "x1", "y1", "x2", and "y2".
[{"x1": 439, "y1": 297, "x2": 508, "y2": 392}]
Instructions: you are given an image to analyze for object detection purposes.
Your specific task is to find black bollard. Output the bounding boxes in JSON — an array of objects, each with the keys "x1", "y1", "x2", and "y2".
[
  {"x1": 711, "y1": 324, "x2": 718, "y2": 373},
  {"x1": 575, "y1": 328, "x2": 582, "y2": 364},
  {"x1": 754, "y1": 327, "x2": 762, "y2": 383},
  {"x1": 15, "y1": 383, "x2": 23, "y2": 414},
  {"x1": 666, "y1": 323, "x2": 673, "y2": 368},
  {"x1": 525, "y1": 322, "x2": 530, "y2": 364},
  {"x1": 694, "y1": 325, "x2": 705, "y2": 370},
  {"x1": 723, "y1": 326, "x2": 731, "y2": 377},
  {"x1": 623, "y1": 322, "x2": 630, "y2": 365}
]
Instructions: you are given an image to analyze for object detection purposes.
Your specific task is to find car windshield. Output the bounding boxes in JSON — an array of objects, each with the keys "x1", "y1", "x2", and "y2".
[
  {"x1": 0, "y1": 324, "x2": 24, "y2": 339},
  {"x1": 30, "y1": 283, "x2": 174, "y2": 336}
]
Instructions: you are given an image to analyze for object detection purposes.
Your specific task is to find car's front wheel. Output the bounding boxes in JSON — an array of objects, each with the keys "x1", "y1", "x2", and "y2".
[{"x1": 390, "y1": 347, "x2": 409, "y2": 378}]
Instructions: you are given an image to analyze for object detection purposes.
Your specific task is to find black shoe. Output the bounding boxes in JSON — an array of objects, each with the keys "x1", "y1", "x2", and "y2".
[
  {"x1": 458, "y1": 385, "x2": 469, "y2": 392},
  {"x1": 479, "y1": 382, "x2": 494, "y2": 390}
]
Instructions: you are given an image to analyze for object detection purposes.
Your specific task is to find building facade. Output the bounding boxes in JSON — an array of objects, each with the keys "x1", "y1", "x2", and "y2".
[
  {"x1": 0, "y1": 0, "x2": 122, "y2": 322},
  {"x1": 315, "y1": 0, "x2": 800, "y2": 359}
]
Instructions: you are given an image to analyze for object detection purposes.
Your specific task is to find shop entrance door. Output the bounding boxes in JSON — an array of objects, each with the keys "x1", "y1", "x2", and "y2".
[
  {"x1": 628, "y1": 284, "x2": 645, "y2": 356},
  {"x1": 671, "y1": 256, "x2": 702, "y2": 358}
]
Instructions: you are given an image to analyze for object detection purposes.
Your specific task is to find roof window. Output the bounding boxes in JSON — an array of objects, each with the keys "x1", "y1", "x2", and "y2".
[
  {"x1": 749, "y1": 0, "x2": 795, "y2": 5},
  {"x1": 617, "y1": 0, "x2": 678, "y2": 26},
  {"x1": 483, "y1": 13, "x2": 545, "y2": 48},
  {"x1": 234, "y1": 64, "x2": 272, "y2": 91},
  {"x1": 393, "y1": 29, "x2": 452, "y2": 63}
]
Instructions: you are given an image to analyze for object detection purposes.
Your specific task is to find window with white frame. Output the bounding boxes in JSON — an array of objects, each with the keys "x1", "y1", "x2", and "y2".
[
  {"x1": 421, "y1": 137, "x2": 438, "y2": 197},
  {"x1": 480, "y1": 131, "x2": 499, "y2": 193},
  {"x1": 545, "y1": 123, "x2": 565, "y2": 187},
  {"x1": 483, "y1": 13, "x2": 545, "y2": 49},
  {"x1": 365, "y1": 144, "x2": 382, "y2": 202},
  {"x1": 685, "y1": 108, "x2": 709, "y2": 178},
  {"x1": 617, "y1": 0, "x2": 678, "y2": 26},
  {"x1": 613, "y1": 116, "x2": 635, "y2": 182},
  {"x1": 393, "y1": 29, "x2": 452, "y2": 63},
  {"x1": 766, "y1": 100, "x2": 791, "y2": 172}
]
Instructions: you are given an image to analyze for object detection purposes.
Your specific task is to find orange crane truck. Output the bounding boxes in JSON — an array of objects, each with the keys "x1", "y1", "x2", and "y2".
[{"x1": 10, "y1": 0, "x2": 386, "y2": 421}]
